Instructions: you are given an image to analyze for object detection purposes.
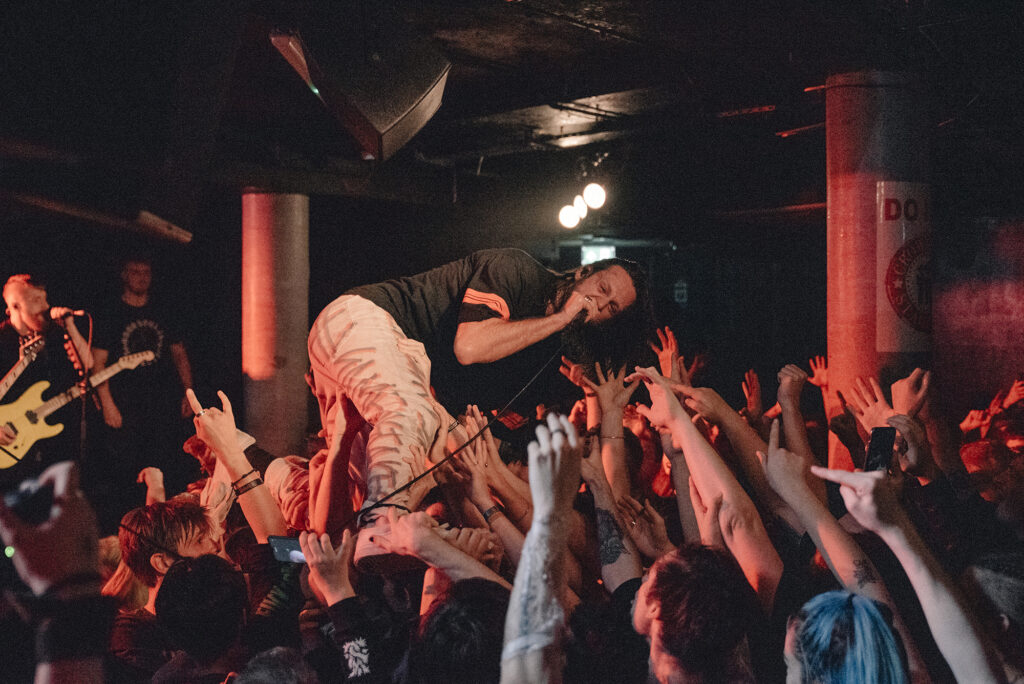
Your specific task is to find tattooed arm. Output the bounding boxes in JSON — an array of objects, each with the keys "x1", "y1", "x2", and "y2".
[
  {"x1": 760, "y1": 422, "x2": 930, "y2": 682},
  {"x1": 814, "y1": 467, "x2": 1006, "y2": 684},
  {"x1": 580, "y1": 437, "x2": 642, "y2": 593},
  {"x1": 501, "y1": 414, "x2": 583, "y2": 684}
]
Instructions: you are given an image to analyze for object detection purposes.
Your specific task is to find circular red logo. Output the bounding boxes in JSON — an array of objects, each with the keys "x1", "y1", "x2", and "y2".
[{"x1": 884, "y1": 235, "x2": 931, "y2": 333}]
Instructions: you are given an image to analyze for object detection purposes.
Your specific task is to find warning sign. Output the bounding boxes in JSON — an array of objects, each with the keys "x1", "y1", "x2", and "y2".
[{"x1": 876, "y1": 182, "x2": 931, "y2": 352}]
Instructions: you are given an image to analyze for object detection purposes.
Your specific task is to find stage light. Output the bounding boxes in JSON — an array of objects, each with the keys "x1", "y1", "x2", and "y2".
[
  {"x1": 583, "y1": 183, "x2": 606, "y2": 209},
  {"x1": 559, "y1": 205, "x2": 580, "y2": 228},
  {"x1": 573, "y1": 195, "x2": 588, "y2": 219}
]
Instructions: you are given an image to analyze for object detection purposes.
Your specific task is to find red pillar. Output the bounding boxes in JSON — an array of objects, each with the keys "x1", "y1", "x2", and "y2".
[
  {"x1": 826, "y1": 71, "x2": 931, "y2": 468},
  {"x1": 241, "y1": 192, "x2": 310, "y2": 456}
]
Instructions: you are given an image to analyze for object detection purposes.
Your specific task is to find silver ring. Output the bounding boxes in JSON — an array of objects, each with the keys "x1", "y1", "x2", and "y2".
[{"x1": 196, "y1": 409, "x2": 207, "y2": 417}]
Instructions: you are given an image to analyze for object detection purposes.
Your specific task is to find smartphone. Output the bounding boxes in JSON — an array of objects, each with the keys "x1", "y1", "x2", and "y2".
[
  {"x1": 864, "y1": 427, "x2": 897, "y2": 472},
  {"x1": 268, "y1": 535, "x2": 306, "y2": 564}
]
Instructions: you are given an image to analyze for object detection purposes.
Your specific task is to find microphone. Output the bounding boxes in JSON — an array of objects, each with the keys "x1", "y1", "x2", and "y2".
[{"x1": 50, "y1": 307, "x2": 87, "y2": 319}]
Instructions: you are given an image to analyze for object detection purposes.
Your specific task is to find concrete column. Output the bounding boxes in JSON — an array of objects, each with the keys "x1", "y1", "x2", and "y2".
[
  {"x1": 826, "y1": 71, "x2": 931, "y2": 468},
  {"x1": 241, "y1": 192, "x2": 309, "y2": 457}
]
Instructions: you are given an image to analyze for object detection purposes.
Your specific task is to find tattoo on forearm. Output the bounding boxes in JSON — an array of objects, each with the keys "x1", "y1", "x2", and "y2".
[
  {"x1": 595, "y1": 508, "x2": 630, "y2": 566},
  {"x1": 853, "y1": 559, "x2": 879, "y2": 588}
]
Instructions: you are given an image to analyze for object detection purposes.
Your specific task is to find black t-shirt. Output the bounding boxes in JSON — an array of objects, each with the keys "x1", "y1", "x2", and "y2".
[
  {"x1": 109, "y1": 607, "x2": 176, "y2": 682},
  {"x1": 347, "y1": 249, "x2": 574, "y2": 431},
  {"x1": 94, "y1": 299, "x2": 184, "y2": 412}
]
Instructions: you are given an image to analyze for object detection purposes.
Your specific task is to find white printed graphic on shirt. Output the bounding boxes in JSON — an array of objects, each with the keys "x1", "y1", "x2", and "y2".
[{"x1": 342, "y1": 637, "x2": 370, "y2": 678}]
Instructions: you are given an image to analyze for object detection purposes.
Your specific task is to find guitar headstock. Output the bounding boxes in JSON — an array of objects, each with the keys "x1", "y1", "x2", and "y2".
[
  {"x1": 118, "y1": 350, "x2": 156, "y2": 370},
  {"x1": 20, "y1": 335, "x2": 44, "y2": 361}
]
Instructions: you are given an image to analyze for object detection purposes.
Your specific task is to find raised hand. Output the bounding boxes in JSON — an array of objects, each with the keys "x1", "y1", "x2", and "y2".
[
  {"x1": 559, "y1": 356, "x2": 590, "y2": 392},
  {"x1": 757, "y1": 419, "x2": 812, "y2": 504},
  {"x1": 628, "y1": 366, "x2": 686, "y2": 430},
  {"x1": 136, "y1": 466, "x2": 164, "y2": 492},
  {"x1": 679, "y1": 353, "x2": 708, "y2": 387},
  {"x1": 1003, "y1": 378, "x2": 1024, "y2": 409},
  {"x1": 649, "y1": 326, "x2": 680, "y2": 381},
  {"x1": 616, "y1": 495, "x2": 673, "y2": 559},
  {"x1": 807, "y1": 355, "x2": 829, "y2": 389},
  {"x1": 687, "y1": 477, "x2": 724, "y2": 547},
  {"x1": 886, "y1": 414, "x2": 938, "y2": 482},
  {"x1": 0, "y1": 461, "x2": 99, "y2": 596},
  {"x1": 300, "y1": 529, "x2": 356, "y2": 606},
  {"x1": 890, "y1": 368, "x2": 931, "y2": 418},
  {"x1": 676, "y1": 384, "x2": 733, "y2": 426},
  {"x1": 959, "y1": 409, "x2": 990, "y2": 434},
  {"x1": 828, "y1": 409, "x2": 865, "y2": 458},
  {"x1": 742, "y1": 369, "x2": 764, "y2": 423},
  {"x1": 526, "y1": 413, "x2": 583, "y2": 522},
  {"x1": 185, "y1": 388, "x2": 239, "y2": 458},
  {"x1": 987, "y1": 389, "x2": 1007, "y2": 418},
  {"x1": 454, "y1": 436, "x2": 494, "y2": 511},
  {"x1": 845, "y1": 377, "x2": 896, "y2": 431},
  {"x1": 810, "y1": 467, "x2": 905, "y2": 536},
  {"x1": 776, "y1": 364, "x2": 808, "y2": 408},
  {"x1": 583, "y1": 362, "x2": 640, "y2": 415}
]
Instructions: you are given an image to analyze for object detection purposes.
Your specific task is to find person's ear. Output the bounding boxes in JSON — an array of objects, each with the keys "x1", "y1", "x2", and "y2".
[{"x1": 150, "y1": 552, "x2": 176, "y2": 577}]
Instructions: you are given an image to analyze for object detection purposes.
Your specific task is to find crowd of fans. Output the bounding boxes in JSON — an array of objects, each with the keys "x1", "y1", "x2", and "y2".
[{"x1": 2, "y1": 315, "x2": 1023, "y2": 682}]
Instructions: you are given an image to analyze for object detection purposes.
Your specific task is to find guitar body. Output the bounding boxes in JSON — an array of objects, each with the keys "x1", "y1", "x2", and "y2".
[{"x1": 0, "y1": 381, "x2": 64, "y2": 469}]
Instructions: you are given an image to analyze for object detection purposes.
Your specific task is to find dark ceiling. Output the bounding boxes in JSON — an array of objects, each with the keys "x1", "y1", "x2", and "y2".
[{"x1": 1, "y1": 0, "x2": 1022, "y2": 242}]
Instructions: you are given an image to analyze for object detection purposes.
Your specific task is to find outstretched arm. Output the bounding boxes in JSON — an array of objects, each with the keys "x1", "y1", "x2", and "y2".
[
  {"x1": 579, "y1": 438, "x2": 642, "y2": 593},
  {"x1": 813, "y1": 466, "x2": 1007, "y2": 684},
  {"x1": 454, "y1": 292, "x2": 590, "y2": 365},
  {"x1": 186, "y1": 389, "x2": 287, "y2": 542},
  {"x1": 632, "y1": 367, "x2": 782, "y2": 610},
  {"x1": 501, "y1": 414, "x2": 582, "y2": 684}
]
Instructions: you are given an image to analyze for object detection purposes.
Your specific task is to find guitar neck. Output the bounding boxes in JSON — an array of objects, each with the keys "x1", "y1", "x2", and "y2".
[
  {"x1": 0, "y1": 338, "x2": 44, "y2": 402},
  {"x1": 0, "y1": 356, "x2": 33, "y2": 401},
  {"x1": 36, "y1": 364, "x2": 128, "y2": 420}
]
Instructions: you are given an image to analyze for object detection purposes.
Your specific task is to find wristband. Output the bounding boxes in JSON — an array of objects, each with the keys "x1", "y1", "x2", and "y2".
[
  {"x1": 231, "y1": 468, "x2": 258, "y2": 488},
  {"x1": 601, "y1": 434, "x2": 625, "y2": 440},
  {"x1": 234, "y1": 477, "x2": 264, "y2": 496},
  {"x1": 34, "y1": 595, "x2": 116, "y2": 663},
  {"x1": 482, "y1": 505, "x2": 503, "y2": 524}
]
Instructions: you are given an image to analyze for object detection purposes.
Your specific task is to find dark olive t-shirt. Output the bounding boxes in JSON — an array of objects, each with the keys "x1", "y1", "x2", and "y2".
[{"x1": 346, "y1": 249, "x2": 571, "y2": 433}]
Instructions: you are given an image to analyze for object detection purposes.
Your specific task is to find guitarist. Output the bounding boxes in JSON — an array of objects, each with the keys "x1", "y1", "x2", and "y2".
[{"x1": 0, "y1": 274, "x2": 93, "y2": 486}]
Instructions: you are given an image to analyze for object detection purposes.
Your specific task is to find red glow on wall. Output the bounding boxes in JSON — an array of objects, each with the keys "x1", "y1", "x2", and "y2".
[{"x1": 241, "y1": 194, "x2": 278, "y2": 381}]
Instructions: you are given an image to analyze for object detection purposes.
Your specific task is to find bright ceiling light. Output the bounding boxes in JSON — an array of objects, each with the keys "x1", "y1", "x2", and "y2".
[
  {"x1": 559, "y1": 205, "x2": 580, "y2": 229},
  {"x1": 582, "y1": 183, "x2": 606, "y2": 209},
  {"x1": 573, "y1": 195, "x2": 588, "y2": 219}
]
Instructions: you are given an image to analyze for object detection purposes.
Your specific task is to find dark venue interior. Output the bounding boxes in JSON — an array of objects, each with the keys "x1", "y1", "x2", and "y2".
[{"x1": 1, "y1": 2, "x2": 1023, "y2": 683}]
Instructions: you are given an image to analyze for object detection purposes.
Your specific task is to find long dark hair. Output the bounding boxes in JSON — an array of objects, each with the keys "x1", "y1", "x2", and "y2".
[{"x1": 553, "y1": 257, "x2": 654, "y2": 371}]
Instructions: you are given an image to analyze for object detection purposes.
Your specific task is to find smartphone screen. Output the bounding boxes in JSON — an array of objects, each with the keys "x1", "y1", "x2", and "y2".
[
  {"x1": 864, "y1": 427, "x2": 897, "y2": 472},
  {"x1": 268, "y1": 535, "x2": 306, "y2": 564}
]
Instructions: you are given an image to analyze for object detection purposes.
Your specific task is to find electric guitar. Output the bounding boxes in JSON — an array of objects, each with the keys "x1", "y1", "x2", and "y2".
[
  {"x1": 0, "y1": 335, "x2": 45, "y2": 403},
  {"x1": 0, "y1": 350, "x2": 154, "y2": 468}
]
